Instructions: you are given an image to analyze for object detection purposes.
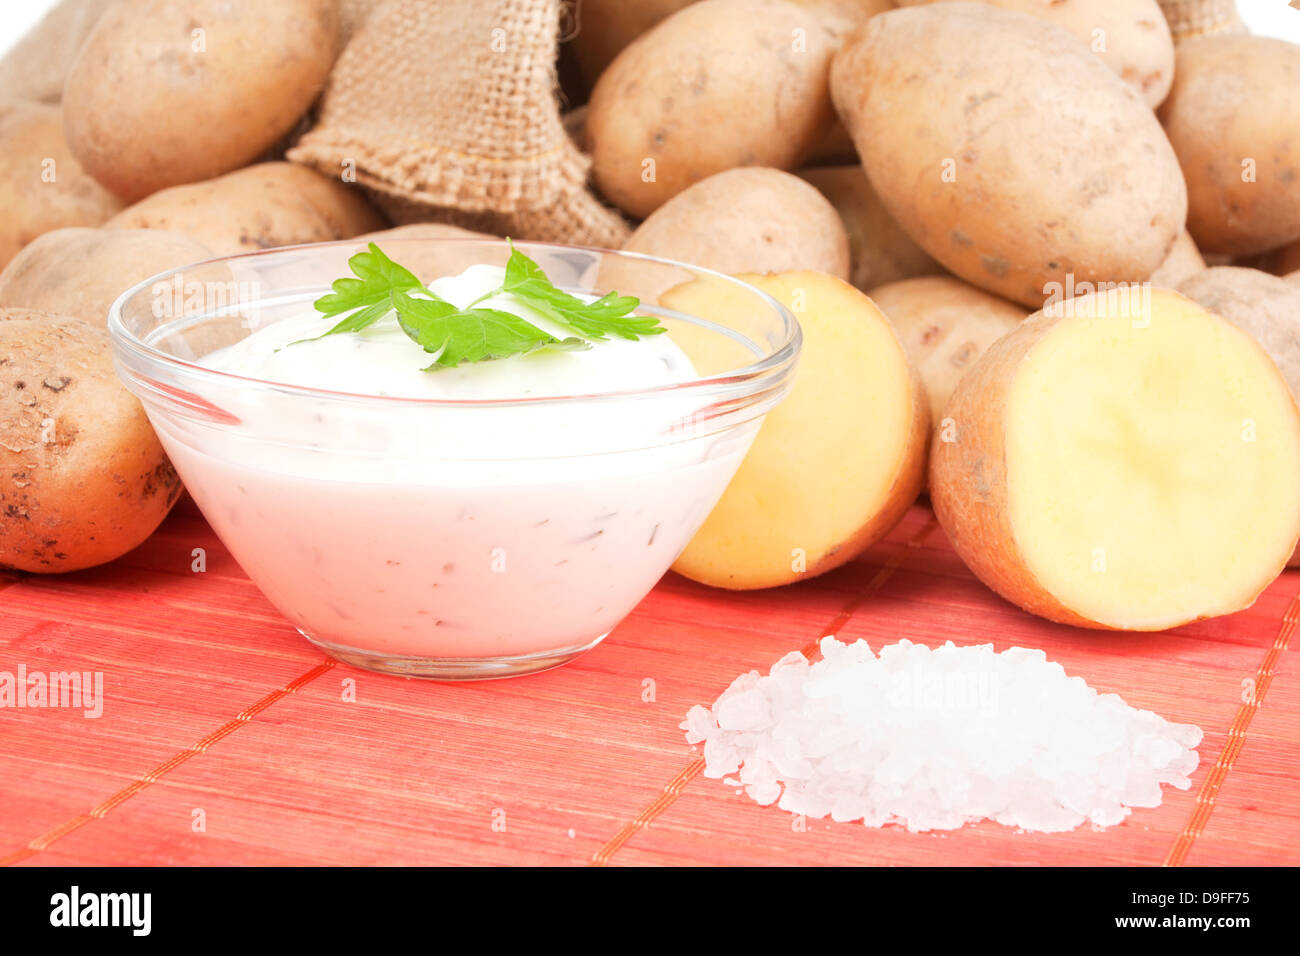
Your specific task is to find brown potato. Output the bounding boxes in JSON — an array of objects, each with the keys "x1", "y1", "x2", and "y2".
[
  {"x1": 1242, "y1": 239, "x2": 1300, "y2": 279},
  {"x1": 790, "y1": 0, "x2": 895, "y2": 166},
  {"x1": 588, "y1": 0, "x2": 837, "y2": 219},
  {"x1": 1148, "y1": 231, "x2": 1207, "y2": 288},
  {"x1": 0, "y1": 100, "x2": 123, "y2": 269},
  {"x1": 569, "y1": 0, "x2": 696, "y2": 90},
  {"x1": 797, "y1": 165, "x2": 941, "y2": 290},
  {"x1": 832, "y1": 4, "x2": 1186, "y2": 308},
  {"x1": 622, "y1": 168, "x2": 850, "y2": 279},
  {"x1": 867, "y1": 276, "x2": 1028, "y2": 425},
  {"x1": 104, "y1": 163, "x2": 385, "y2": 256},
  {"x1": 0, "y1": 0, "x2": 115, "y2": 103},
  {"x1": 353, "y1": 223, "x2": 500, "y2": 284},
  {"x1": 0, "y1": 310, "x2": 181, "y2": 572},
  {"x1": 931, "y1": 287, "x2": 1300, "y2": 628},
  {"x1": 896, "y1": 0, "x2": 1175, "y2": 107},
  {"x1": 354, "y1": 223, "x2": 494, "y2": 244},
  {"x1": 0, "y1": 227, "x2": 213, "y2": 327},
  {"x1": 1159, "y1": 35, "x2": 1300, "y2": 257},
  {"x1": 63, "y1": 0, "x2": 341, "y2": 201}
]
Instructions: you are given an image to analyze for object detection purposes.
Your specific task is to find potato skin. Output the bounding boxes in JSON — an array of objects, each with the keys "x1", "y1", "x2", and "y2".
[
  {"x1": 798, "y1": 165, "x2": 941, "y2": 290},
  {"x1": 0, "y1": 0, "x2": 115, "y2": 104},
  {"x1": 832, "y1": 3, "x2": 1186, "y2": 308},
  {"x1": 896, "y1": 0, "x2": 1174, "y2": 107},
  {"x1": 0, "y1": 310, "x2": 181, "y2": 572},
  {"x1": 1159, "y1": 36, "x2": 1300, "y2": 257},
  {"x1": 104, "y1": 163, "x2": 385, "y2": 256},
  {"x1": 1243, "y1": 238, "x2": 1300, "y2": 279},
  {"x1": 63, "y1": 0, "x2": 340, "y2": 202},
  {"x1": 623, "y1": 168, "x2": 850, "y2": 278},
  {"x1": 0, "y1": 101, "x2": 123, "y2": 269},
  {"x1": 0, "y1": 227, "x2": 212, "y2": 326},
  {"x1": 354, "y1": 223, "x2": 493, "y2": 243},
  {"x1": 588, "y1": 0, "x2": 837, "y2": 219},
  {"x1": 1148, "y1": 231, "x2": 1206, "y2": 288},
  {"x1": 569, "y1": 0, "x2": 696, "y2": 90},
  {"x1": 868, "y1": 276, "x2": 1027, "y2": 425}
]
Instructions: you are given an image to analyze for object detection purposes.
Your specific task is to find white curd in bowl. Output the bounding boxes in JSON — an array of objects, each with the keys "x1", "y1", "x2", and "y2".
[
  {"x1": 111, "y1": 240, "x2": 799, "y2": 679},
  {"x1": 148, "y1": 264, "x2": 759, "y2": 671}
]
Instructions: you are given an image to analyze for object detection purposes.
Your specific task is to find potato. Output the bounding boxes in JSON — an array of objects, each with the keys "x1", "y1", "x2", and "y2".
[
  {"x1": 104, "y1": 163, "x2": 385, "y2": 256},
  {"x1": 0, "y1": 310, "x2": 181, "y2": 572},
  {"x1": 1176, "y1": 269, "x2": 1300, "y2": 401},
  {"x1": 63, "y1": 0, "x2": 340, "y2": 202},
  {"x1": 622, "y1": 168, "x2": 849, "y2": 279},
  {"x1": 930, "y1": 287, "x2": 1300, "y2": 629},
  {"x1": 670, "y1": 271, "x2": 928, "y2": 589},
  {"x1": 1148, "y1": 231, "x2": 1206, "y2": 288},
  {"x1": 798, "y1": 165, "x2": 941, "y2": 290},
  {"x1": 791, "y1": 0, "x2": 895, "y2": 34},
  {"x1": 896, "y1": 0, "x2": 1174, "y2": 107},
  {"x1": 1177, "y1": 266, "x2": 1300, "y2": 568},
  {"x1": 354, "y1": 223, "x2": 494, "y2": 244},
  {"x1": 1243, "y1": 239, "x2": 1300, "y2": 279},
  {"x1": 353, "y1": 223, "x2": 499, "y2": 284},
  {"x1": 0, "y1": 0, "x2": 114, "y2": 103},
  {"x1": 868, "y1": 276, "x2": 1027, "y2": 425},
  {"x1": 0, "y1": 100, "x2": 123, "y2": 270},
  {"x1": 588, "y1": 0, "x2": 837, "y2": 219},
  {"x1": 0, "y1": 228, "x2": 213, "y2": 327},
  {"x1": 569, "y1": 0, "x2": 696, "y2": 90},
  {"x1": 831, "y1": 4, "x2": 1186, "y2": 308},
  {"x1": 791, "y1": 0, "x2": 895, "y2": 166},
  {"x1": 1158, "y1": 35, "x2": 1300, "y2": 257}
]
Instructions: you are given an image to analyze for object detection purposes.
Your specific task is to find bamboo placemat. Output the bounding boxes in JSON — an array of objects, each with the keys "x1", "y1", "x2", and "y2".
[{"x1": 1, "y1": 500, "x2": 1296, "y2": 866}]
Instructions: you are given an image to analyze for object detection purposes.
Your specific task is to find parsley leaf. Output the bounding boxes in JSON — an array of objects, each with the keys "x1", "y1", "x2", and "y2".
[
  {"x1": 303, "y1": 240, "x2": 657, "y2": 371},
  {"x1": 310, "y1": 243, "x2": 424, "y2": 337},
  {"x1": 391, "y1": 291, "x2": 587, "y2": 370},
  {"x1": 501, "y1": 244, "x2": 663, "y2": 341}
]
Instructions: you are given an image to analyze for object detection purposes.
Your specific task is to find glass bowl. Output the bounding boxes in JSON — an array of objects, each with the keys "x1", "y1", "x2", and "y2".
[{"x1": 108, "y1": 238, "x2": 800, "y2": 679}]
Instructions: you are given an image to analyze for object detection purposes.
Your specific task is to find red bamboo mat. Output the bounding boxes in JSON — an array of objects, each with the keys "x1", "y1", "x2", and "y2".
[{"x1": 0, "y1": 498, "x2": 1296, "y2": 866}]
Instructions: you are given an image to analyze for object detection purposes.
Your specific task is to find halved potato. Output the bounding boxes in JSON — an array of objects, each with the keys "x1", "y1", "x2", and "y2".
[
  {"x1": 931, "y1": 287, "x2": 1300, "y2": 629},
  {"x1": 670, "y1": 271, "x2": 928, "y2": 588}
]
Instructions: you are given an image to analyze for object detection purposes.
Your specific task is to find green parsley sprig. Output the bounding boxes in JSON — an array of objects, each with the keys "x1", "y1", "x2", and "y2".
[{"x1": 302, "y1": 241, "x2": 661, "y2": 370}]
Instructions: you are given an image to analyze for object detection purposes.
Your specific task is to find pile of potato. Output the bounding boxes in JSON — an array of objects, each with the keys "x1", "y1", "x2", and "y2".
[
  {"x1": 0, "y1": 0, "x2": 391, "y2": 571},
  {"x1": 570, "y1": 0, "x2": 1300, "y2": 629},
  {"x1": 0, "y1": 0, "x2": 1297, "y2": 637}
]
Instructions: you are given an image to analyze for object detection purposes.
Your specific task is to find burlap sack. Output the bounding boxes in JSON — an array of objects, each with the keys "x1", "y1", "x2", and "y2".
[
  {"x1": 289, "y1": 0, "x2": 629, "y2": 248},
  {"x1": 1157, "y1": 0, "x2": 1247, "y2": 41}
]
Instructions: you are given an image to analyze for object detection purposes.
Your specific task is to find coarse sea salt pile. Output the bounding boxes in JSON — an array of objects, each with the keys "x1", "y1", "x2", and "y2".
[{"x1": 682, "y1": 637, "x2": 1202, "y2": 833}]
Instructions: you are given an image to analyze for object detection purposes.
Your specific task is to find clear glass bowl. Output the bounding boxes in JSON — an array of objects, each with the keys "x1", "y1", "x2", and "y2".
[{"x1": 109, "y1": 239, "x2": 800, "y2": 679}]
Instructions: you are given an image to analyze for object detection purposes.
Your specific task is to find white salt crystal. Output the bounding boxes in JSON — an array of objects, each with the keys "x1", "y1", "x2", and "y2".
[
  {"x1": 715, "y1": 687, "x2": 772, "y2": 732},
  {"x1": 684, "y1": 637, "x2": 1202, "y2": 834}
]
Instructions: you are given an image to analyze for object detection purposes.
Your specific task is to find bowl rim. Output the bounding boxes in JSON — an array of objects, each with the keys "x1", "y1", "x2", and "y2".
[{"x1": 107, "y1": 236, "x2": 802, "y2": 409}]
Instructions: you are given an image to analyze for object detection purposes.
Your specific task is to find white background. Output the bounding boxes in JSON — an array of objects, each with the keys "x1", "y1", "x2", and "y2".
[{"x1": 1, "y1": 0, "x2": 1298, "y2": 59}]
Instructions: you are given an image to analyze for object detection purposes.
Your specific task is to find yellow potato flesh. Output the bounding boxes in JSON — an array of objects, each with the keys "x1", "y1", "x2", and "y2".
[
  {"x1": 1006, "y1": 294, "x2": 1300, "y2": 629},
  {"x1": 670, "y1": 271, "x2": 925, "y2": 589}
]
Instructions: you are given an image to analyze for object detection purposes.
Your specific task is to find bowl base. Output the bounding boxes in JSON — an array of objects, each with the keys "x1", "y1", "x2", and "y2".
[{"x1": 300, "y1": 631, "x2": 608, "y2": 681}]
